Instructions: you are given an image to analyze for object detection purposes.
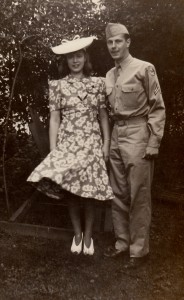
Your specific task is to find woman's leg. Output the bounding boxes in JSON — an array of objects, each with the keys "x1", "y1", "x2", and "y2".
[
  {"x1": 68, "y1": 196, "x2": 82, "y2": 245},
  {"x1": 84, "y1": 199, "x2": 95, "y2": 247}
]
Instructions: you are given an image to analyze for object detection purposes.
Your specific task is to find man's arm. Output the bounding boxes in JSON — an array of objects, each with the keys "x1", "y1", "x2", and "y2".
[{"x1": 143, "y1": 64, "x2": 166, "y2": 159}]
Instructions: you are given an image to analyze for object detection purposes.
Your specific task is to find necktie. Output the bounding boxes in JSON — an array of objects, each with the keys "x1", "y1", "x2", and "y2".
[{"x1": 115, "y1": 65, "x2": 121, "y2": 81}]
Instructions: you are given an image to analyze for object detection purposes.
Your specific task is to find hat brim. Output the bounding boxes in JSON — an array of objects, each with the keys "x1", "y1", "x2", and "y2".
[{"x1": 51, "y1": 37, "x2": 95, "y2": 55}]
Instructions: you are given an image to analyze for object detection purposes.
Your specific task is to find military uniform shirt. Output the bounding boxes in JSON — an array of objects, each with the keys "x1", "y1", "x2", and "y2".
[{"x1": 106, "y1": 54, "x2": 166, "y2": 149}]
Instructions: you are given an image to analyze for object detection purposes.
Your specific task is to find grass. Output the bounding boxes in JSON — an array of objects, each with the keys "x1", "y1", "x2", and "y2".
[{"x1": 0, "y1": 200, "x2": 184, "y2": 300}]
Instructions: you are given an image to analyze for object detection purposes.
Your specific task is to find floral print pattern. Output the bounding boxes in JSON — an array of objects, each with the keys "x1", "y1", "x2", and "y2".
[{"x1": 27, "y1": 75, "x2": 114, "y2": 201}]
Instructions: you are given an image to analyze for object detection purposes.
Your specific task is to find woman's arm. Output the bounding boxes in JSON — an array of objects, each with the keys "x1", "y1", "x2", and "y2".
[
  {"x1": 99, "y1": 107, "x2": 111, "y2": 162},
  {"x1": 49, "y1": 110, "x2": 60, "y2": 151}
]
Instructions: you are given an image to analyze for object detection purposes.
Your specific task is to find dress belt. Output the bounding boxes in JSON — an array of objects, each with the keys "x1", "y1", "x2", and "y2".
[{"x1": 114, "y1": 116, "x2": 147, "y2": 126}]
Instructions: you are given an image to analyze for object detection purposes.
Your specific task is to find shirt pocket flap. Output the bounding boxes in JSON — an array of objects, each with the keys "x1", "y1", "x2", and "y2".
[
  {"x1": 121, "y1": 84, "x2": 143, "y2": 93},
  {"x1": 106, "y1": 87, "x2": 113, "y2": 95}
]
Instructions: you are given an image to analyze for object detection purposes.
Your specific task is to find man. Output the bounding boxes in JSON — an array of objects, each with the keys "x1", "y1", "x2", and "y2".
[{"x1": 104, "y1": 23, "x2": 166, "y2": 269}]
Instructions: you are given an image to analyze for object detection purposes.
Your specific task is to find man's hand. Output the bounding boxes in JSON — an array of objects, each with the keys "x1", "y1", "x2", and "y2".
[{"x1": 142, "y1": 147, "x2": 159, "y2": 160}]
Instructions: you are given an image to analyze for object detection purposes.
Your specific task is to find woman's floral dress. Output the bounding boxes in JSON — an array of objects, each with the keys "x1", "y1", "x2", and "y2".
[{"x1": 27, "y1": 75, "x2": 114, "y2": 201}]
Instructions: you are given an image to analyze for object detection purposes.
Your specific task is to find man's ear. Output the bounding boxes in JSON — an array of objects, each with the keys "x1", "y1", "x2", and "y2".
[{"x1": 127, "y1": 38, "x2": 131, "y2": 48}]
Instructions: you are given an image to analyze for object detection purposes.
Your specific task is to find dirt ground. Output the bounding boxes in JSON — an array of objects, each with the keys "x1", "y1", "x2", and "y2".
[{"x1": 0, "y1": 199, "x2": 184, "y2": 300}]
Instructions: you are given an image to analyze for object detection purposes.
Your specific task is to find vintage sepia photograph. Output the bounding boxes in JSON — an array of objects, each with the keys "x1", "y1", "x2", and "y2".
[{"x1": 0, "y1": 0, "x2": 184, "y2": 299}]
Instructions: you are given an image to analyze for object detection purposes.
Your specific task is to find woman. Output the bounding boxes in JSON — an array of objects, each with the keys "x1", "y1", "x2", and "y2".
[{"x1": 27, "y1": 36, "x2": 114, "y2": 255}]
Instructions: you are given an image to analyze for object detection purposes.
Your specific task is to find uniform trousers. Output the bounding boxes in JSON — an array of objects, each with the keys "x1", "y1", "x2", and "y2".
[{"x1": 110, "y1": 118, "x2": 154, "y2": 257}]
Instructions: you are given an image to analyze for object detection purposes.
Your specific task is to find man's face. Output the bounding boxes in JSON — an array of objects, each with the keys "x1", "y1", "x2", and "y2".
[{"x1": 106, "y1": 34, "x2": 130, "y2": 63}]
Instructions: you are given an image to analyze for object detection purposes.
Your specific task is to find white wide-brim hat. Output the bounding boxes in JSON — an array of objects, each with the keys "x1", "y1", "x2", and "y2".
[{"x1": 51, "y1": 36, "x2": 96, "y2": 55}]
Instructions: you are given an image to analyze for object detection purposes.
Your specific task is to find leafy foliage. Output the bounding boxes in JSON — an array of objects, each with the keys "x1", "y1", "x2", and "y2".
[
  {"x1": 0, "y1": 0, "x2": 98, "y2": 131},
  {"x1": 0, "y1": 0, "x2": 183, "y2": 132}
]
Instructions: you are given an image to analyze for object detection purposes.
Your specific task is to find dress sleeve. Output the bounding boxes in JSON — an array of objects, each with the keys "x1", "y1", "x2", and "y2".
[
  {"x1": 48, "y1": 80, "x2": 61, "y2": 112},
  {"x1": 97, "y1": 77, "x2": 107, "y2": 109}
]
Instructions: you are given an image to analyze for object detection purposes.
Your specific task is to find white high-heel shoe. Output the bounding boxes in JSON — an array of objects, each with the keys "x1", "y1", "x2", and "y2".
[
  {"x1": 71, "y1": 233, "x2": 83, "y2": 254},
  {"x1": 83, "y1": 238, "x2": 94, "y2": 256}
]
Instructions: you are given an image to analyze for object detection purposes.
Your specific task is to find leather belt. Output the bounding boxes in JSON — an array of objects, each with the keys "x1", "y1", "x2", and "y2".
[{"x1": 114, "y1": 116, "x2": 147, "y2": 126}]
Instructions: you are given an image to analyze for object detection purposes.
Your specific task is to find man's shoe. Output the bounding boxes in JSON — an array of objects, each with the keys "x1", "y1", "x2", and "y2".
[
  {"x1": 104, "y1": 246, "x2": 128, "y2": 258},
  {"x1": 123, "y1": 256, "x2": 148, "y2": 269}
]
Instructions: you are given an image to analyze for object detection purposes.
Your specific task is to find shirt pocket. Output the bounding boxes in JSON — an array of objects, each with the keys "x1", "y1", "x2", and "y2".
[{"x1": 121, "y1": 84, "x2": 143, "y2": 109}]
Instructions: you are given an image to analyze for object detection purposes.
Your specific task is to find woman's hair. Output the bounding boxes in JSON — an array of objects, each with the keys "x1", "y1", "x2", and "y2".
[{"x1": 58, "y1": 50, "x2": 92, "y2": 77}]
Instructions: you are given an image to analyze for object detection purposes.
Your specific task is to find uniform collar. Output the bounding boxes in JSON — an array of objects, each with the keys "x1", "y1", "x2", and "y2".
[
  {"x1": 106, "y1": 55, "x2": 134, "y2": 86},
  {"x1": 115, "y1": 54, "x2": 133, "y2": 70}
]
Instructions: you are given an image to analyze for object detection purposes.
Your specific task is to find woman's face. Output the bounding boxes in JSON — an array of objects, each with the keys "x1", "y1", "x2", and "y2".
[{"x1": 66, "y1": 50, "x2": 86, "y2": 75}]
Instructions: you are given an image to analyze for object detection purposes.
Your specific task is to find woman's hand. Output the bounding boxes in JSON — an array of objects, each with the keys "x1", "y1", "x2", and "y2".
[
  {"x1": 102, "y1": 141, "x2": 110, "y2": 162},
  {"x1": 50, "y1": 146, "x2": 56, "y2": 152},
  {"x1": 99, "y1": 108, "x2": 111, "y2": 163}
]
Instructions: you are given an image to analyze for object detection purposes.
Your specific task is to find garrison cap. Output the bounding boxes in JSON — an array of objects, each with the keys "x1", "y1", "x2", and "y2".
[{"x1": 105, "y1": 23, "x2": 129, "y2": 39}]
